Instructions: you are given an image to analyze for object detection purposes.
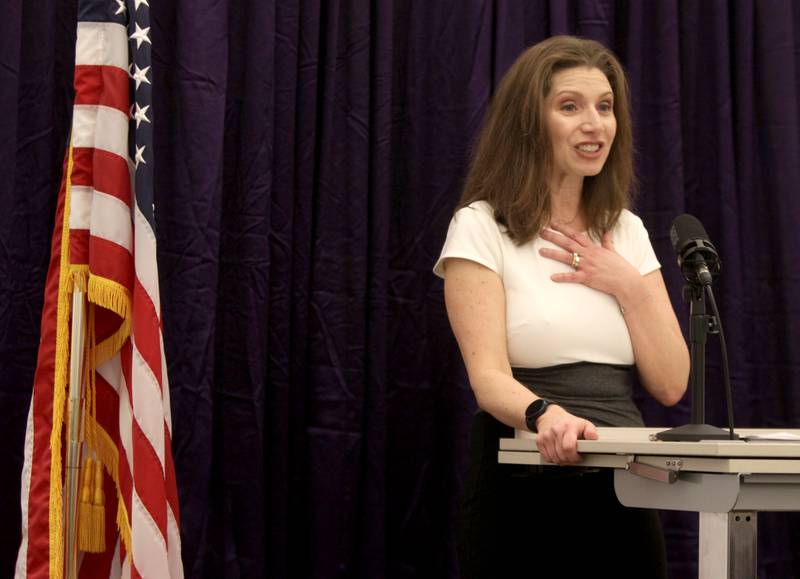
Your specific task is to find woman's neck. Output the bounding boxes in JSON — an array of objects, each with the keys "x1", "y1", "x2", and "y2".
[{"x1": 548, "y1": 174, "x2": 585, "y2": 228}]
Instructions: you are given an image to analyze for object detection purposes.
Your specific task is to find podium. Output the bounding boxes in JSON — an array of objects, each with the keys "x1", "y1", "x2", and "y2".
[{"x1": 499, "y1": 427, "x2": 800, "y2": 579}]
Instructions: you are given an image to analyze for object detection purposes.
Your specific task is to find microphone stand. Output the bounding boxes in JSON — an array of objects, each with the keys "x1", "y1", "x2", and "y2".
[{"x1": 655, "y1": 280, "x2": 737, "y2": 441}]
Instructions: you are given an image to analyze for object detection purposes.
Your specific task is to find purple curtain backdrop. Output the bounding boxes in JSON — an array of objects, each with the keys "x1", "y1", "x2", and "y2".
[{"x1": 2, "y1": 1, "x2": 800, "y2": 577}]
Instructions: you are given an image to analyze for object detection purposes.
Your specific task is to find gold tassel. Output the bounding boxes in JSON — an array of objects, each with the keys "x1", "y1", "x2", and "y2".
[
  {"x1": 77, "y1": 457, "x2": 94, "y2": 552},
  {"x1": 90, "y1": 457, "x2": 106, "y2": 552},
  {"x1": 77, "y1": 455, "x2": 106, "y2": 554}
]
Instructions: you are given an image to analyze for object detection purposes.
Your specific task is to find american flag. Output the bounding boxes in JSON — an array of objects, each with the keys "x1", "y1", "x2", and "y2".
[{"x1": 16, "y1": 1, "x2": 183, "y2": 577}]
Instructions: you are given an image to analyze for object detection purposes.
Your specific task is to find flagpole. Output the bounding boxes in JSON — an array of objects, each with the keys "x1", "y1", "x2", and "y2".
[{"x1": 64, "y1": 287, "x2": 87, "y2": 579}]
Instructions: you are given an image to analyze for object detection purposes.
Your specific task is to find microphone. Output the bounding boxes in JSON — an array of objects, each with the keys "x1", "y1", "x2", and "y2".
[
  {"x1": 669, "y1": 214, "x2": 720, "y2": 286},
  {"x1": 655, "y1": 213, "x2": 737, "y2": 442}
]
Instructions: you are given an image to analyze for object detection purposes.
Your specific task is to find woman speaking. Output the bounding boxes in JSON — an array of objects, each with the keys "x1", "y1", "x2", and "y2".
[{"x1": 434, "y1": 36, "x2": 689, "y2": 578}]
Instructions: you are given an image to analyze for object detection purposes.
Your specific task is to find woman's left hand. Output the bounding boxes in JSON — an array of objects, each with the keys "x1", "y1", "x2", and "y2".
[{"x1": 538, "y1": 222, "x2": 643, "y2": 300}]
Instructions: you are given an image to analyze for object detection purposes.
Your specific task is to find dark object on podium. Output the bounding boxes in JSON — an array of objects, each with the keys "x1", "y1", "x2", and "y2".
[{"x1": 655, "y1": 215, "x2": 738, "y2": 442}]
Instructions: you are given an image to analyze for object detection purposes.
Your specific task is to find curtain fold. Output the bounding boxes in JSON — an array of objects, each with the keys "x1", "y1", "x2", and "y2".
[{"x1": 4, "y1": 1, "x2": 800, "y2": 577}]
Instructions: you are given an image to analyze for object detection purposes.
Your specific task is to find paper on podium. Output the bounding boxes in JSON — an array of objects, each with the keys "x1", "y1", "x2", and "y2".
[{"x1": 742, "y1": 431, "x2": 800, "y2": 442}]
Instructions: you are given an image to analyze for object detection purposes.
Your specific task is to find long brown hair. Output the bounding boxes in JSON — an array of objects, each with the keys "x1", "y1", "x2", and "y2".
[{"x1": 458, "y1": 36, "x2": 635, "y2": 244}]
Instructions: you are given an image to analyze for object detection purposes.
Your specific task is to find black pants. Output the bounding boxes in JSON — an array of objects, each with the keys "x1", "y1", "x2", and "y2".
[{"x1": 456, "y1": 412, "x2": 667, "y2": 579}]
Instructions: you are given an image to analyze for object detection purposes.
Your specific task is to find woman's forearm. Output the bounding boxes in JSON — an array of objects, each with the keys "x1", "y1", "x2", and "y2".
[
  {"x1": 617, "y1": 275, "x2": 690, "y2": 406},
  {"x1": 468, "y1": 368, "x2": 537, "y2": 430}
]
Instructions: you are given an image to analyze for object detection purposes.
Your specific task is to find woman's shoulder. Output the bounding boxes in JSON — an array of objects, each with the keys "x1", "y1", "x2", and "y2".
[
  {"x1": 452, "y1": 200, "x2": 505, "y2": 230},
  {"x1": 617, "y1": 207, "x2": 643, "y2": 226},
  {"x1": 435, "y1": 200, "x2": 506, "y2": 278},
  {"x1": 613, "y1": 208, "x2": 648, "y2": 234},
  {"x1": 455, "y1": 199, "x2": 495, "y2": 219}
]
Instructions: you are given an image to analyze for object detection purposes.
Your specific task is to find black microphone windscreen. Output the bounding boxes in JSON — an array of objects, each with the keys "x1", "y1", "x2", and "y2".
[{"x1": 670, "y1": 213, "x2": 710, "y2": 254}]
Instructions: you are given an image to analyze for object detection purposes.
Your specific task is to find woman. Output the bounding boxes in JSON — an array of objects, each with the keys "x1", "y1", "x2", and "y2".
[{"x1": 434, "y1": 36, "x2": 689, "y2": 577}]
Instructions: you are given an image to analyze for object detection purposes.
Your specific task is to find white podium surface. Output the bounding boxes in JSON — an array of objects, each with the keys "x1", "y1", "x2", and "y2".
[{"x1": 498, "y1": 427, "x2": 800, "y2": 579}]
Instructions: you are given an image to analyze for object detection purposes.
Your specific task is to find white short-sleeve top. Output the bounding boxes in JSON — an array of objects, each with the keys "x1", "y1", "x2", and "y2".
[{"x1": 433, "y1": 201, "x2": 661, "y2": 368}]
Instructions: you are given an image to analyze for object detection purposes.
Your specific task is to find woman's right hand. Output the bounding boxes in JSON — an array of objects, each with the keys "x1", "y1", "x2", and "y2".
[{"x1": 534, "y1": 405, "x2": 599, "y2": 465}]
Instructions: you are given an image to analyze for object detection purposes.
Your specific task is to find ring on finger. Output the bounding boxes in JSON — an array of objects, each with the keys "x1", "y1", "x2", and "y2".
[{"x1": 570, "y1": 252, "x2": 581, "y2": 269}]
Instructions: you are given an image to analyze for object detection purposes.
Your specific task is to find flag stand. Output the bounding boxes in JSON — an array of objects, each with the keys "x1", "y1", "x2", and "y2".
[{"x1": 64, "y1": 288, "x2": 87, "y2": 579}]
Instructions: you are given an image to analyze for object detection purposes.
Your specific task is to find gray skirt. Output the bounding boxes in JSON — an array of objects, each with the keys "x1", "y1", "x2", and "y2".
[{"x1": 513, "y1": 361, "x2": 645, "y2": 427}]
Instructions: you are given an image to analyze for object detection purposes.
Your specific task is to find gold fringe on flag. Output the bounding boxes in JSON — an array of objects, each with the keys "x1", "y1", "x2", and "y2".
[
  {"x1": 83, "y1": 415, "x2": 119, "y2": 481},
  {"x1": 71, "y1": 267, "x2": 88, "y2": 294},
  {"x1": 116, "y1": 499, "x2": 132, "y2": 559},
  {"x1": 87, "y1": 275, "x2": 131, "y2": 366},
  {"x1": 48, "y1": 140, "x2": 77, "y2": 579}
]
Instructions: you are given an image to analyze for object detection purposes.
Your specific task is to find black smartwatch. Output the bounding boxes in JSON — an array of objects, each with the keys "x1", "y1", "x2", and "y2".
[{"x1": 525, "y1": 398, "x2": 553, "y2": 432}]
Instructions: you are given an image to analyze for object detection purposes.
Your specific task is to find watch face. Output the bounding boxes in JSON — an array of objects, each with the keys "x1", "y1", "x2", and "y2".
[
  {"x1": 525, "y1": 399, "x2": 549, "y2": 431},
  {"x1": 527, "y1": 399, "x2": 547, "y2": 418}
]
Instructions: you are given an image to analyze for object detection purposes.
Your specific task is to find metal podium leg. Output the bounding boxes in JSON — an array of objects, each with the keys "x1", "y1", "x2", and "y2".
[
  {"x1": 699, "y1": 512, "x2": 757, "y2": 578},
  {"x1": 730, "y1": 512, "x2": 758, "y2": 578}
]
